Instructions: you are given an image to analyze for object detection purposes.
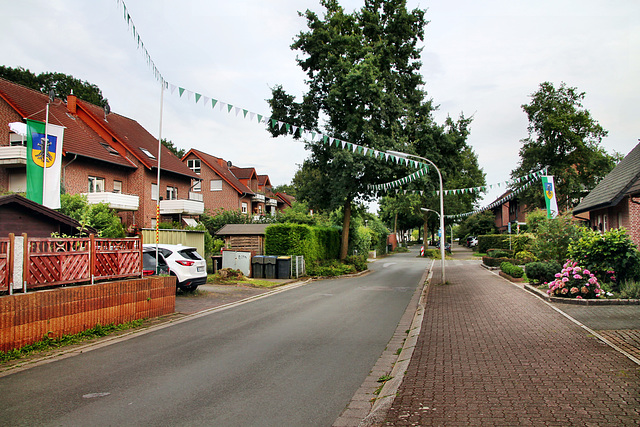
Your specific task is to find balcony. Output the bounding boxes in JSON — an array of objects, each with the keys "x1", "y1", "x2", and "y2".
[
  {"x1": 189, "y1": 191, "x2": 203, "y2": 202},
  {"x1": 0, "y1": 146, "x2": 27, "y2": 166},
  {"x1": 266, "y1": 198, "x2": 278, "y2": 207},
  {"x1": 252, "y1": 193, "x2": 266, "y2": 203},
  {"x1": 160, "y1": 199, "x2": 204, "y2": 215},
  {"x1": 84, "y1": 192, "x2": 139, "y2": 211}
]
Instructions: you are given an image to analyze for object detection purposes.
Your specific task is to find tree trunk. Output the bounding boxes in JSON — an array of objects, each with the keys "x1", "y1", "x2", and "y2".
[
  {"x1": 340, "y1": 198, "x2": 352, "y2": 260},
  {"x1": 423, "y1": 219, "x2": 428, "y2": 246}
]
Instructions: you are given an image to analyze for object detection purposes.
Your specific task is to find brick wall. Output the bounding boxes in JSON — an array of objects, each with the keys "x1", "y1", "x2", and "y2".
[
  {"x1": 628, "y1": 196, "x2": 640, "y2": 248},
  {"x1": 0, "y1": 275, "x2": 176, "y2": 352},
  {"x1": 183, "y1": 153, "x2": 244, "y2": 213}
]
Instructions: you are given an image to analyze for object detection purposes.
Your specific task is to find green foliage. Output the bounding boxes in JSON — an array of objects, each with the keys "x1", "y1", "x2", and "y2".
[
  {"x1": 515, "y1": 250, "x2": 536, "y2": 263},
  {"x1": 525, "y1": 261, "x2": 562, "y2": 284},
  {"x1": 512, "y1": 82, "x2": 617, "y2": 211},
  {"x1": 0, "y1": 65, "x2": 107, "y2": 106},
  {"x1": 350, "y1": 225, "x2": 372, "y2": 256},
  {"x1": 345, "y1": 254, "x2": 368, "y2": 272},
  {"x1": 568, "y1": 228, "x2": 640, "y2": 291},
  {"x1": 619, "y1": 281, "x2": 640, "y2": 299},
  {"x1": 422, "y1": 248, "x2": 443, "y2": 259},
  {"x1": 58, "y1": 194, "x2": 124, "y2": 237},
  {"x1": 478, "y1": 235, "x2": 510, "y2": 253},
  {"x1": 185, "y1": 223, "x2": 214, "y2": 256},
  {"x1": 264, "y1": 223, "x2": 340, "y2": 263},
  {"x1": 511, "y1": 233, "x2": 535, "y2": 253},
  {"x1": 306, "y1": 259, "x2": 356, "y2": 277},
  {"x1": 457, "y1": 211, "x2": 497, "y2": 240},
  {"x1": 488, "y1": 249, "x2": 513, "y2": 258},
  {"x1": 273, "y1": 201, "x2": 316, "y2": 225},
  {"x1": 500, "y1": 262, "x2": 524, "y2": 278},
  {"x1": 199, "y1": 209, "x2": 258, "y2": 236},
  {"x1": 0, "y1": 320, "x2": 143, "y2": 363},
  {"x1": 529, "y1": 212, "x2": 583, "y2": 262},
  {"x1": 547, "y1": 260, "x2": 604, "y2": 299}
]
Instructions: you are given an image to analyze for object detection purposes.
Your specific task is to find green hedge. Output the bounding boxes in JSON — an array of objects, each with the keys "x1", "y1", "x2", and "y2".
[
  {"x1": 478, "y1": 235, "x2": 510, "y2": 253},
  {"x1": 483, "y1": 256, "x2": 519, "y2": 267},
  {"x1": 264, "y1": 223, "x2": 340, "y2": 262},
  {"x1": 500, "y1": 261, "x2": 524, "y2": 278},
  {"x1": 525, "y1": 261, "x2": 562, "y2": 284}
]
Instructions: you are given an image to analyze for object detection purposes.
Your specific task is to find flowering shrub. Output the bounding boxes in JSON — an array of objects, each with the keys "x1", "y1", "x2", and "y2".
[{"x1": 547, "y1": 260, "x2": 603, "y2": 299}]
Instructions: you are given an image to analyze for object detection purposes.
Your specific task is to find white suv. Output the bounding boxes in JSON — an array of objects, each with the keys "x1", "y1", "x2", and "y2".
[{"x1": 143, "y1": 244, "x2": 207, "y2": 292}]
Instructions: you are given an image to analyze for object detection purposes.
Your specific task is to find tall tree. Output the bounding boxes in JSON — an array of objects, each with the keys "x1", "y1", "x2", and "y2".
[
  {"x1": 0, "y1": 66, "x2": 107, "y2": 106},
  {"x1": 267, "y1": 0, "x2": 431, "y2": 259},
  {"x1": 512, "y1": 82, "x2": 618, "y2": 211}
]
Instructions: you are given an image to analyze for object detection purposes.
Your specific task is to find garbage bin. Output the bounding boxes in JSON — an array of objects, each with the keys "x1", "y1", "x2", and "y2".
[
  {"x1": 211, "y1": 255, "x2": 222, "y2": 273},
  {"x1": 264, "y1": 256, "x2": 277, "y2": 279},
  {"x1": 252, "y1": 255, "x2": 265, "y2": 278},
  {"x1": 277, "y1": 256, "x2": 291, "y2": 279}
]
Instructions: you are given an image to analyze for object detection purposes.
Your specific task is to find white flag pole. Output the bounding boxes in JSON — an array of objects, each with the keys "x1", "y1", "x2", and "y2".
[{"x1": 155, "y1": 80, "x2": 165, "y2": 274}]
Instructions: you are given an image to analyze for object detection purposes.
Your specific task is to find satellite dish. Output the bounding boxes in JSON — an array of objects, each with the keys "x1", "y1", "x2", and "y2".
[
  {"x1": 48, "y1": 89, "x2": 55, "y2": 103},
  {"x1": 104, "y1": 100, "x2": 111, "y2": 119},
  {"x1": 227, "y1": 161, "x2": 232, "y2": 168}
]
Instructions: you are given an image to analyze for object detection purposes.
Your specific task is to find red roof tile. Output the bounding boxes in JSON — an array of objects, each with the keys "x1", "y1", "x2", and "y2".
[{"x1": 0, "y1": 77, "x2": 135, "y2": 168}]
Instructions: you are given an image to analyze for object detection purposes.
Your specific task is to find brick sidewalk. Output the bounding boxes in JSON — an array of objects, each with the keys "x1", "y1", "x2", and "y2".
[{"x1": 383, "y1": 261, "x2": 640, "y2": 426}]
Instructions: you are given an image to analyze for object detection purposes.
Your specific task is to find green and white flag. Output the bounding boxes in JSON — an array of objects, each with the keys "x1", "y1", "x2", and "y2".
[
  {"x1": 26, "y1": 119, "x2": 65, "y2": 209},
  {"x1": 541, "y1": 175, "x2": 558, "y2": 219}
]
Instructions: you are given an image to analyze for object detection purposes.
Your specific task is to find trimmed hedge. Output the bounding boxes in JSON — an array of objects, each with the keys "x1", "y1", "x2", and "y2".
[
  {"x1": 478, "y1": 235, "x2": 510, "y2": 253},
  {"x1": 500, "y1": 261, "x2": 524, "y2": 278},
  {"x1": 524, "y1": 261, "x2": 562, "y2": 284},
  {"x1": 483, "y1": 256, "x2": 520, "y2": 267},
  {"x1": 264, "y1": 224, "x2": 340, "y2": 263}
]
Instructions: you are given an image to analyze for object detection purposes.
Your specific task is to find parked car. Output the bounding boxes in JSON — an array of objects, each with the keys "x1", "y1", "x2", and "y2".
[
  {"x1": 436, "y1": 241, "x2": 452, "y2": 254},
  {"x1": 142, "y1": 247, "x2": 170, "y2": 276},
  {"x1": 468, "y1": 236, "x2": 478, "y2": 248},
  {"x1": 143, "y1": 244, "x2": 207, "y2": 292}
]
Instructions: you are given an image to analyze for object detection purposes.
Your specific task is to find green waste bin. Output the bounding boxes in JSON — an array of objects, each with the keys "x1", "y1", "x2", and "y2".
[
  {"x1": 264, "y1": 256, "x2": 277, "y2": 279},
  {"x1": 252, "y1": 255, "x2": 265, "y2": 278},
  {"x1": 277, "y1": 256, "x2": 291, "y2": 279}
]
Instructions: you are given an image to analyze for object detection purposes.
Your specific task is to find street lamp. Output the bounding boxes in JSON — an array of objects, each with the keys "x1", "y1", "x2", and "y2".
[{"x1": 388, "y1": 150, "x2": 445, "y2": 283}]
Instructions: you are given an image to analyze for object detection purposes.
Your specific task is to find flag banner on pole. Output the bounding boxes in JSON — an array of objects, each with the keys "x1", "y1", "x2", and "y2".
[
  {"x1": 541, "y1": 175, "x2": 559, "y2": 219},
  {"x1": 26, "y1": 119, "x2": 65, "y2": 209}
]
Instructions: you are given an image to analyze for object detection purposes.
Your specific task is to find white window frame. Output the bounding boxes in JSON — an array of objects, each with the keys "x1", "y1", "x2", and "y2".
[
  {"x1": 193, "y1": 179, "x2": 201, "y2": 192},
  {"x1": 188, "y1": 159, "x2": 201, "y2": 174},
  {"x1": 241, "y1": 202, "x2": 248, "y2": 214},
  {"x1": 210, "y1": 179, "x2": 223, "y2": 191},
  {"x1": 166, "y1": 186, "x2": 178, "y2": 200},
  {"x1": 113, "y1": 180, "x2": 122, "y2": 194},
  {"x1": 9, "y1": 133, "x2": 26, "y2": 147},
  {"x1": 88, "y1": 176, "x2": 105, "y2": 193}
]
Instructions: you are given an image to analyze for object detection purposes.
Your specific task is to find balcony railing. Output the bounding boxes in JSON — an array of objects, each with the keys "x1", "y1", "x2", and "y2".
[
  {"x1": 189, "y1": 192, "x2": 203, "y2": 202},
  {"x1": 266, "y1": 198, "x2": 278, "y2": 207},
  {"x1": 252, "y1": 193, "x2": 266, "y2": 203},
  {"x1": 160, "y1": 199, "x2": 204, "y2": 215},
  {"x1": 84, "y1": 192, "x2": 139, "y2": 211},
  {"x1": 0, "y1": 146, "x2": 27, "y2": 166}
]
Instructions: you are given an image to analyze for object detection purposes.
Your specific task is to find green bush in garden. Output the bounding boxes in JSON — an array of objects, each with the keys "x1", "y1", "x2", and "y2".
[
  {"x1": 528, "y1": 212, "x2": 582, "y2": 263},
  {"x1": 500, "y1": 262, "x2": 524, "y2": 278},
  {"x1": 525, "y1": 261, "x2": 562, "y2": 284},
  {"x1": 568, "y1": 227, "x2": 640, "y2": 291}
]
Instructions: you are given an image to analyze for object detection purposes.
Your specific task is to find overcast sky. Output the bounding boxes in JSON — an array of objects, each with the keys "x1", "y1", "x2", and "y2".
[{"x1": 3, "y1": 0, "x2": 638, "y2": 212}]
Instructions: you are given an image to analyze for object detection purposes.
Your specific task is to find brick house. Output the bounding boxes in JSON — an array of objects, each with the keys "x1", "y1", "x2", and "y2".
[
  {"x1": 275, "y1": 192, "x2": 296, "y2": 212},
  {"x1": 489, "y1": 190, "x2": 526, "y2": 233},
  {"x1": 181, "y1": 148, "x2": 280, "y2": 216},
  {"x1": 0, "y1": 77, "x2": 202, "y2": 229},
  {"x1": 573, "y1": 141, "x2": 640, "y2": 248}
]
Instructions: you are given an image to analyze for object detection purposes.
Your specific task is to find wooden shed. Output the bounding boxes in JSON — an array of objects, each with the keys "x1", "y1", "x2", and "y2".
[
  {"x1": 0, "y1": 194, "x2": 93, "y2": 237},
  {"x1": 216, "y1": 224, "x2": 270, "y2": 255}
]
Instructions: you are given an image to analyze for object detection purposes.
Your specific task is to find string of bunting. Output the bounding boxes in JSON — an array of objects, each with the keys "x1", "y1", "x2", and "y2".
[
  {"x1": 114, "y1": 0, "x2": 433, "y2": 171},
  {"x1": 114, "y1": 0, "x2": 546, "y2": 217},
  {"x1": 115, "y1": 0, "x2": 164, "y2": 84},
  {"x1": 444, "y1": 171, "x2": 545, "y2": 219}
]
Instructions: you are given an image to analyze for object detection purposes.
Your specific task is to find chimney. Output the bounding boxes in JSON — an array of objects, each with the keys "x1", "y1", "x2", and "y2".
[
  {"x1": 217, "y1": 158, "x2": 226, "y2": 168},
  {"x1": 67, "y1": 93, "x2": 77, "y2": 114}
]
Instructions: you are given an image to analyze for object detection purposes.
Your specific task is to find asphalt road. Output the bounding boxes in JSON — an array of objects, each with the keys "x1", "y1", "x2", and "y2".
[{"x1": 0, "y1": 249, "x2": 427, "y2": 427}]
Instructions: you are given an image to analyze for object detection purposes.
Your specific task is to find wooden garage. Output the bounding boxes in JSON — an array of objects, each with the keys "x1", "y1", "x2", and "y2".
[{"x1": 216, "y1": 224, "x2": 270, "y2": 255}]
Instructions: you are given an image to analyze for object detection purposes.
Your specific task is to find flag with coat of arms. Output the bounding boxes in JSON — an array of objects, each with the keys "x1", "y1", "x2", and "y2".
[{"x1": 26, "y1": 119, "x2": 64, "y2": 209}]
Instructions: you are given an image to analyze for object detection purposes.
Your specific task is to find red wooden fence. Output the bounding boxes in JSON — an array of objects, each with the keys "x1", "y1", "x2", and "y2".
[{"x1": 19, "y1": 235, "x2": 142, "y2": 291}]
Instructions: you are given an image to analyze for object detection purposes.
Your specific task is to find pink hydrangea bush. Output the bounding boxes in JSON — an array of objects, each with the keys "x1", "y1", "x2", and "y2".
[{"x1": 547, "y1": 260, "x2": 603, "y2": 299}]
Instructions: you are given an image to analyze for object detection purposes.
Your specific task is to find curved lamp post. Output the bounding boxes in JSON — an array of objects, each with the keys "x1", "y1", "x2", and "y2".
[{"x1": 388, "y1": 150, "x2": 445, "y2": 283}]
